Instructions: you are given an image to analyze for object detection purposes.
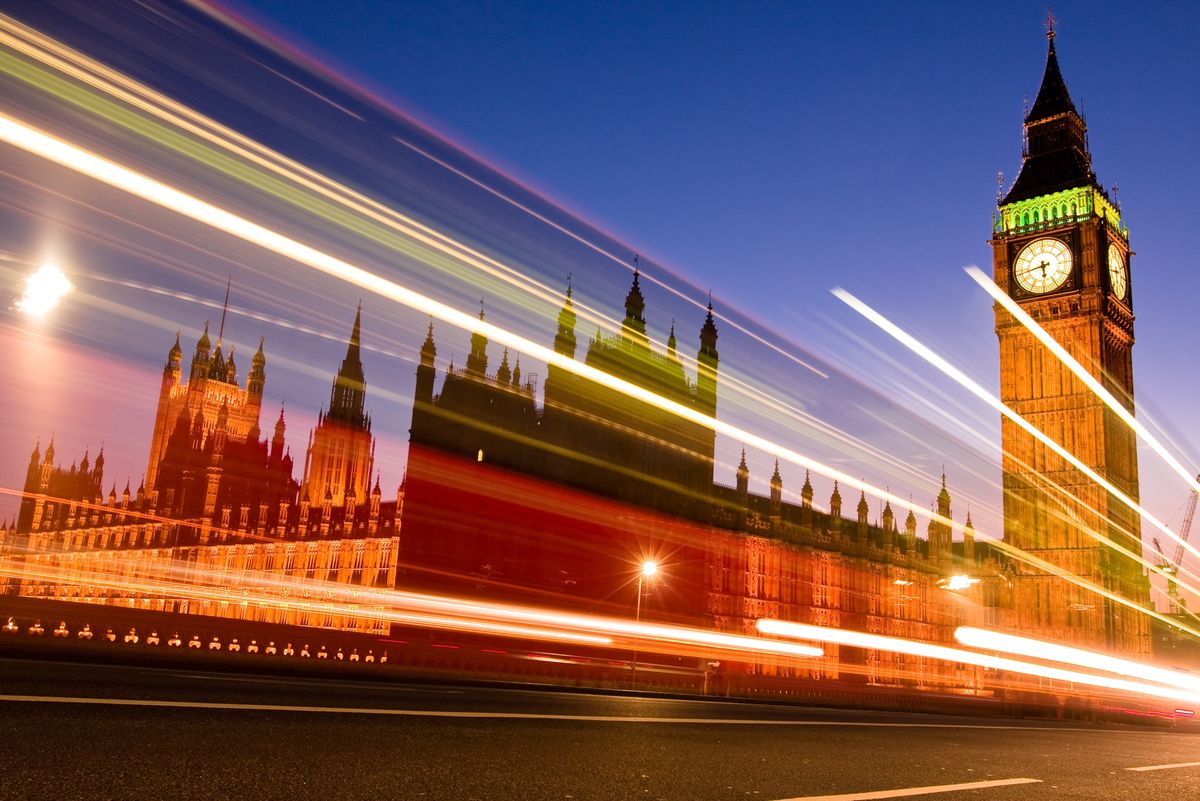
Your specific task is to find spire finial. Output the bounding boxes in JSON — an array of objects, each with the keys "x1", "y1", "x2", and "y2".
[
  {"x1": 479, "y1": 297, "x2": 485, "y2": 320},
  {"x1": 566, "y1": 272, "x2": 572, "y2": 297},
  {"x1": 1045, "y1": 7, "x2": 1056, "y2": 41}
]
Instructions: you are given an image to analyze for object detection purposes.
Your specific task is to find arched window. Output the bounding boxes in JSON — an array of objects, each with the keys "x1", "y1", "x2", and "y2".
[
  {"x1": 1022, "y1": 211, "x2": 1029, "y2": 226},
  {"x1": 1034, "y1": 210, "x2": 1041, "y2": 223}
]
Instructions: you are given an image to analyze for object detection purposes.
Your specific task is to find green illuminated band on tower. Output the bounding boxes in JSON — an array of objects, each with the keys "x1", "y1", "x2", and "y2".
[{"x1": 996, "y1": 186, "x2": 1126, "y2": 239}]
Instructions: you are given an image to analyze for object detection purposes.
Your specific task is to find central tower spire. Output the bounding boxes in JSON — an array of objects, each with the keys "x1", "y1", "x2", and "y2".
[{"x1": 327, "y1": 302, "x2": 368, "y2": 429}]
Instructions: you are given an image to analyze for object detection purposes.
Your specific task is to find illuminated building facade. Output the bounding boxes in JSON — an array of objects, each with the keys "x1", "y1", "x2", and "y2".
[
  {"x1": 991, "y1": 28, "x2": 1150, "y2": 655},
  {"x1": 403, "y1": 271, "x2": 997, "y2": 684},
  {"x1": 5, "y1": 311, "x2": 399, "y2": 633},
  {"x1": 144, "y1": 316, "x2": 265, "y2": 496},
  {"x1": 302, "y1": 304, "x2": 376, "y2": 508}
]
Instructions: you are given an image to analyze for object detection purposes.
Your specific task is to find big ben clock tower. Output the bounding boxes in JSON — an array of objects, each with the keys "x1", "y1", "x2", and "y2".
[{"x1": 992, "y1": 21, "x2": 1150, "y2": 656}]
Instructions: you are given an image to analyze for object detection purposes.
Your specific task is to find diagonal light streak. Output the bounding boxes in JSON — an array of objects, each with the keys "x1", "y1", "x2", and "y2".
[
  {"x1": 0, "y1": 112, "x2": 957, "y2": 555},
  {"x1": 833, "y1": 288, "x2": 1200, "y2": 637},
  {"x1": 834, "y1": 286, "x2": 1200, "y2": 576},
  {"x1": 967, "y1": 265, "x2": 1200, "y2": 499}
]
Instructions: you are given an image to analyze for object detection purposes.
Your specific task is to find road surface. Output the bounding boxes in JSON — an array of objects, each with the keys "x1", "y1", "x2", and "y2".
[{"x1": 0, "y1": 656, "x2": 1197, "y2": 801}]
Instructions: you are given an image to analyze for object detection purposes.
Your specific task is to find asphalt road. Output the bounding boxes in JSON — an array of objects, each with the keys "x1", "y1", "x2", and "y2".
[{"x1": 1, "y1": 656, "x2": 1198, "y2": 801}]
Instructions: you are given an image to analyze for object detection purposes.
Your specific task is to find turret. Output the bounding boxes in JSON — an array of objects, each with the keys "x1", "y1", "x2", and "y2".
[
  {"x1": 496, "y1": 348, "x2": 512, "y2": 385},
  {"x1": 829, "y1": 480, "x2": 842, "y2": 529},
  {"x1": 904, "y1": 505, "x2": 917, "y2": 552},
  {"x1": 164, "y1": 332, "x2": 183, "y2": 385},
  {"x1": 697, "y1": 295, "x2": 719, "y2": 416},
  {"x1": 415, "y1": 319, "x2": 437, "y2": 404},
  {"x1": 553, "y1": 279, "x2": 577, "y2": 360},
  {"x1": 190, "y1": 322, "x2": 211, "y2": 381},
  {"x1": 270, "y1": 407, "x2": 286, "y2": 462},
  {"x1": 466, "y1": 302, "x2": 489, "y2": 378},
  {"x1": 248, "y1": 337, "x2": 266, "y2": 399},
  {"x1": 621, "y1": 257, "x2": 647, "y2": 345},
  {"x1": 882, "y1": 499, "x2": 895, "y2": 551},
  {"x1": 800, "y1": 470, "x2": 813, "y2": 510},
  {"x1": 735, "y1": 448, "x2": 749, "y2": 500},
  {"x1": 964, "y1": 509, "x2": 976, "y2": 564},
  {"x1": 769, "y1": 460, "x2": 782, "y2": 515},
  {"x1": 856, "y1": 490, "x2": 869, "y2": 542}
]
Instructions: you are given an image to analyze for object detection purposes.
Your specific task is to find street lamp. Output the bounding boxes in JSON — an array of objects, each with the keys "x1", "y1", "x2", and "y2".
[{"x1": 631, "y1": 559, "x2": 658, "y2": 689}]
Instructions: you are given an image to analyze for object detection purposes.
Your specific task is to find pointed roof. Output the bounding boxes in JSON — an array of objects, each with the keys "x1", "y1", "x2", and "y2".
[
  {"x1": 421, "y1": 318, "x2": 436, "y2": 359},
  {"x1": 1025, "y1": 35, "x2": 1076, "y2": 123},
  {"x1": 1001, "y1": 25, "x2": 1096, "y2": 205},
  {"x1": 622, "y1": 257, "x2": 647, "y2": 339},
  {"x1": 699, "y1": 293, "x2": 718, "y2": 355}
]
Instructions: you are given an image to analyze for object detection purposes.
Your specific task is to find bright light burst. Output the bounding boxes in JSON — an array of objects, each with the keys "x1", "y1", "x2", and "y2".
[{"x1": 13, "y1": 261, "x2": 71, "y2": 317}]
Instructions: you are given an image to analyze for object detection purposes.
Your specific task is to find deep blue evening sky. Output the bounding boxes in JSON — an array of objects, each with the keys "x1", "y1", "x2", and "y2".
[{"x1": 230, "y1": 0, "x2": 1200, "y2": 508}]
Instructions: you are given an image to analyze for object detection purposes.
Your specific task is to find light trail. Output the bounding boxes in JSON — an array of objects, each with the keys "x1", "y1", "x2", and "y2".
[
  {"x1": 0, "y1": 111, "x2": 981, "y2": 580},
  {"x1": 757, "y1": 619, "x2": 1200, "y2": 706},
  {"x1": 954, "y1": 627, "x2": 1200, "y2": 693},
  {"x1": 966, "y1": 266, "x2": 1200, "y2": 511},
  {"x1": 1, "y1": 27, "x2": 1182, "y2": 643},
  {"x1": 833, "y1": 288, "x2": 1200, "y2": 612},
  {"x1": 0, "y1": 555, "x2": 826, "y2": 662},
  {"x1": 4, "y1": 107, "x2": 1187, "y2": 642},
  {"x1": 0, "y1": 14, "x2": 848, "y2": 467}
]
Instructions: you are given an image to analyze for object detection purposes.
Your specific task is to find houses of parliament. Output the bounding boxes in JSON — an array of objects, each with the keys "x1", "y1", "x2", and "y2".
[{"x1": 0, "y1": 27, "x2": 1152, "y2": 679}]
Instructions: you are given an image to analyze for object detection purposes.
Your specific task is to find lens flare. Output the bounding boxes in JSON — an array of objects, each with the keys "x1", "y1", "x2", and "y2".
[{"x1": 13, "y1": 262, "x2": 72, "y2": 317}]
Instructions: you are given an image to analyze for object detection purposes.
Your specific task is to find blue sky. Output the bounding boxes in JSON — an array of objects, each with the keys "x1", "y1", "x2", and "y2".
[{"x1": 228, "y1": 1, "x2": 1200, "y2": 528}]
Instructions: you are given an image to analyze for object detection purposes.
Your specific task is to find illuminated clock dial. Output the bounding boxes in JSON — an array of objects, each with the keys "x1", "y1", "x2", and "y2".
[
  {"x1": 1014, "y1": 238, "x2": 1072, "y2": 294},
  {"x1": 1108, "y1": 243, "x2": 1128, "y2": 301}
]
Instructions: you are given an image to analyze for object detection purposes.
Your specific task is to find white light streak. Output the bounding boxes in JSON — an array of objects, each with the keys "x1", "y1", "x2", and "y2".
[
  {"x1": 757, "y1": 618, "x2": 1200, "y2": 706},
  {"x1": 954, "y1": 626, "x2": 1200, "y2": 693},
  {"x1": 966, "y1": 265, "x2": 1200, "y2": 510},
  {"x1": 833, "y1": 287, "x2": 1200, "y2": 613}
]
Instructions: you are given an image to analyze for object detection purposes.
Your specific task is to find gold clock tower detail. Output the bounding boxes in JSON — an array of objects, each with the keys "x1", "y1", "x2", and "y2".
[{"x1": 992, "y1": 24, "x2": 1149, "y2": 656}]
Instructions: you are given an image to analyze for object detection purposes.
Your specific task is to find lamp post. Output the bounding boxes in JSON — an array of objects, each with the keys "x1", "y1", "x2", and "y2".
[{"x1": 631, "y1": 559, "x2": 657, "y2": 689}]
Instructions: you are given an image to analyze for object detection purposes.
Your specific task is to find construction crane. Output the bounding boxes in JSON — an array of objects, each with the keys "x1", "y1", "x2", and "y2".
[{"x1": 1153, "y1": 474, "x2": 1199, "y2": 614}]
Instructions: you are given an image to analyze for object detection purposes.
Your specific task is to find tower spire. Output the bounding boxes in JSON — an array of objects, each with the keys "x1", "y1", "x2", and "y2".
[
  {"x1": 622, "y1": 256, "x2": 647, "y2": 342},
  {"x1": 327, "y1": 303, "x2": 368, "y2": 429}
]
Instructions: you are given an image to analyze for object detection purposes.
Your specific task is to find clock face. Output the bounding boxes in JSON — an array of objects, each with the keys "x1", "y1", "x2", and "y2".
[
  {"x1": 1108, "y1": 243, "x2": 1128, "y2": 301},
  {"x1": 1013, "y1": 238, "x2": 1073, "y2": 294}
]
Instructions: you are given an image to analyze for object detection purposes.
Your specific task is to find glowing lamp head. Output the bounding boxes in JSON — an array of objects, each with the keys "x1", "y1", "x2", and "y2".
[
  {"x1": 15, "y1": 262, "x2": 72, "y2": 318},
  {"x1": 640, "y1": 560, "x2": 659, "y2": 578}
]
